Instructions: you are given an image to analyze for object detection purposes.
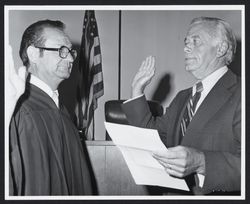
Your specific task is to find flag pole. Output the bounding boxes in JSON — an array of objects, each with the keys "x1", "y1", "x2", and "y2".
[{"x1": 118, "y1": 10, "x2": 122, "y2": 100}]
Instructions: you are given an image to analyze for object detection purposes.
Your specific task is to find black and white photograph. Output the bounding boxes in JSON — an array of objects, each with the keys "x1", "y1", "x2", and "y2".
[{"x1": 3, "y1": 4, "x2": 245, "y2": 201}]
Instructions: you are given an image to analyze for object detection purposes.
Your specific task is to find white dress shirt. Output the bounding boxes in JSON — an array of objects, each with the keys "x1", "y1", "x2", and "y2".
[
  {"x1": 29, "y1": 74, "x2": 60, "y2": 108},
  {"x1": 193, "y1": 66, "x2": 228, "y2": 113}
]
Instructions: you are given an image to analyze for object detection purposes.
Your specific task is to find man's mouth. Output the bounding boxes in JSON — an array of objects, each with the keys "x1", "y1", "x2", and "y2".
[
  {"x1": 185, "y1": 57, "x2": 196, "y2": 63},
  {"x1": 66, "y1": 63, "x2": 73, "y2": 70}
]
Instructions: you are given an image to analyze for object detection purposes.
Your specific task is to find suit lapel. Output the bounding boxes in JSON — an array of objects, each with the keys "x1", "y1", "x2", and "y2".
[{"x1": 182, "y1": 70, "x2": 238, "y2": 143}]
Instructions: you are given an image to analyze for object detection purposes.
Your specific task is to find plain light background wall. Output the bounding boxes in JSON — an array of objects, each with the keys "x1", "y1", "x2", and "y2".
[{"x1": 8, "y1": 9, "x2": 241, "y2": 140}]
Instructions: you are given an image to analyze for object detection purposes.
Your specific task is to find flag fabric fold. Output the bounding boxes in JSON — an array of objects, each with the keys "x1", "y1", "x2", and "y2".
[{"x1": 75, "y1": 10, "x2": 104, "y2": 140}]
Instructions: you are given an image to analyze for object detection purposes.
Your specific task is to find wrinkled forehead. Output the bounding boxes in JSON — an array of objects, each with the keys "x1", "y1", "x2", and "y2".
[
  {"x1": 186, "y1": 22, "x2": 216, "y2": 39},
  {"x1": 42, "y1": 27, "x2": 72, "y2": 48}
]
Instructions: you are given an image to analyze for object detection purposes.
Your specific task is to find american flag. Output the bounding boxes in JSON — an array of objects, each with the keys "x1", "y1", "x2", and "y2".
[{"x1": 75, "y1": 10, "x2": 104, "y2": 140}]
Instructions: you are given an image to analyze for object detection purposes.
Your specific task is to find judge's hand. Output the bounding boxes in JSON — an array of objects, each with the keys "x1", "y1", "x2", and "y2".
[
  {"x1": 153, "y1": 146, "x2": 205, "y2": 178},
  {"x1": 6, "y1": 45, "x2": 27, "y2": 125},
  {"x1": 131, "y1": 56, "x2": 155, "y2": 98}
]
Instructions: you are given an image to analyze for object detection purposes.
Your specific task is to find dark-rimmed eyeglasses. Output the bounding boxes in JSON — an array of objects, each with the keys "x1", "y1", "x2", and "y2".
[{"x1": 35, "y1": 46, "x2": 77, "y2": 60}]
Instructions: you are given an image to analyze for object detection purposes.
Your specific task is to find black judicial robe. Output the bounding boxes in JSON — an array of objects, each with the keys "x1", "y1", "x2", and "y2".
[{"x1": 9, "y1": 83, "x2": 93, "y2": 195}]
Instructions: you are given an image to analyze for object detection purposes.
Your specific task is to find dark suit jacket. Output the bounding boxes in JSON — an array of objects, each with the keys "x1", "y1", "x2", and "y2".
[{"x1": 122, "y1": 70, "x2": 241, "y2": 195}]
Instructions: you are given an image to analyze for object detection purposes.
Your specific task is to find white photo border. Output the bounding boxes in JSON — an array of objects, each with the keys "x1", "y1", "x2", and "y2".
[{"x1": 4, "y1": 4, "x2": 245, "y2": 200}]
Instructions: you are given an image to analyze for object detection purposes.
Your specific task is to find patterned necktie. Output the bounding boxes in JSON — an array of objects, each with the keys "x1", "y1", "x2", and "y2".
[{"x1": 180, "y1": 82, "x2": 203, "y2": 137}]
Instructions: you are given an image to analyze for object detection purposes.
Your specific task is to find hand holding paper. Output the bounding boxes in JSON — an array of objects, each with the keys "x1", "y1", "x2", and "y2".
[
  {"x1": 104, "y1": 122, "x2": 189, "y2": 191},
  {"x1": 153, "y1": 146, "x2": 206, "y2": 178}
]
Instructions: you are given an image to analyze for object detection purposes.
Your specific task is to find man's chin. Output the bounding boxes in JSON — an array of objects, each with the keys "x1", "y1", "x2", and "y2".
[
  {"x1": 185, "y1": 65, "x2": 193, "y2": 71},
  {"x1": 185, "y1": 64, "x2": 198, "y2": 72},
  {"x1": 59, "y1": 72, "x2": 71, "y2": 80},
  {"x1": 64, "y1": 73, "x2": 71, "y2": 79}
]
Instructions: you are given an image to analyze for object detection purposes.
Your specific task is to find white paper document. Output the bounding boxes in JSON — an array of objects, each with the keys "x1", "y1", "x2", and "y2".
[{"x1": 104, "y1": 122, "x2": 189, "y2": 191}]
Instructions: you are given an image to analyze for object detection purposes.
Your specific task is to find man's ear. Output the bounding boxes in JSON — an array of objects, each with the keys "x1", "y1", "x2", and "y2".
[
  {"x1": 216, "y1": 41, "x2": 229, "y2": 58},
  {"x1": 26, "y1": 46, "x2": 40, "y2": 63}
]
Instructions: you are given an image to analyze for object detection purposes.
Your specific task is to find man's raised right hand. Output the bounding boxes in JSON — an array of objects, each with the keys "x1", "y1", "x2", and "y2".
[{"x1": 131, "y1": 55, "x2": 156, "y2": 98}]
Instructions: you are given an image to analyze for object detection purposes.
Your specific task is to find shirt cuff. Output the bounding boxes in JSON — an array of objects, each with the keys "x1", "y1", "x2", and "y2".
[
  {"x1": 123, "y1": 94, "x2": 144, "y2": 104},
  {"x1": 197, "y1": 173, "x2": 205, "y2": 187}
]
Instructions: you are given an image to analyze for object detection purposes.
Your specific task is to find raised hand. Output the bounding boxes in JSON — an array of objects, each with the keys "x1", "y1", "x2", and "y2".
[
  {"x1": 131, "y1": 56, "x2": 155, "y2": 98},
  {"x1": 153, "y1": 146, "x2": 205, "y2": 178},
  {"x1": 6, "y1": 45, "x2": 27, "y2": 125}
]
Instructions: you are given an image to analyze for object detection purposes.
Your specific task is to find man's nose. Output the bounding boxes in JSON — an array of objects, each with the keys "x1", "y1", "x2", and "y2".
[
  {"x1": 184, "y1": 41, "x2": 194, "y2": 53},
  {"x1": 184, "y1": 45, "x2": 192, "y2": 53},
  {"x1": 66, "y1": 52, "x2": 74, "y2": 62}
]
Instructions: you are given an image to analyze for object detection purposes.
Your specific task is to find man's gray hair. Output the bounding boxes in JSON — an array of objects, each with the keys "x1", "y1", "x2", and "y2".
[{"x1": 190, "y1": 17, "x2": 237, "y2": 65}]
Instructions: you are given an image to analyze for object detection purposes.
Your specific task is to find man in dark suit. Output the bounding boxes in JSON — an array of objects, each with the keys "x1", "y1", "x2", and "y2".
[{"x1": 122, "y1": 17, "x2": 241, "y2": 195}]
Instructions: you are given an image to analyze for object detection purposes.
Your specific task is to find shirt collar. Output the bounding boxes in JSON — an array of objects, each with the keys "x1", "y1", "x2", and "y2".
[
  {"x1": 193, "y1": 66, "x2": 228, "y2": 94},
  {"x1": 29, "y1": 74, "x2": 59, "y2": 107}
]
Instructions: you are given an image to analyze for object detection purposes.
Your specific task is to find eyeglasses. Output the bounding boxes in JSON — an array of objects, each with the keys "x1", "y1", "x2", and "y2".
[{"x1": 35, "y1": 46, "x2": 77, "y2": 60}]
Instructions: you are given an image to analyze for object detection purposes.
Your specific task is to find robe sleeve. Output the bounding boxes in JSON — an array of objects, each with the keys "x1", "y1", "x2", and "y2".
[
  {"x1": 9, "y1": 110, "x2": 24, "y2": 195},
  {"x1": 9, "y1": 109, "x2": 50, "y2": 195}
]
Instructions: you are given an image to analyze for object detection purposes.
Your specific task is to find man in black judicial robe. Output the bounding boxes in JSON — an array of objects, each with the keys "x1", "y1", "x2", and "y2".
[
  {"x1": 9, "y1": 20, "x2": 93, "y2": 195},
  {"x1": 10, "y1": 83, "x2": 93, "y2": 195}
]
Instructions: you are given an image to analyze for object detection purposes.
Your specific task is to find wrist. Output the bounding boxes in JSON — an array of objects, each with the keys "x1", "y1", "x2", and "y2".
[
  {"x1": 131, "y1": 88, "x2": 144, "y2": 98},
  {"x1": 197, "y1": 151, "x2": 206, "y2": 175}
]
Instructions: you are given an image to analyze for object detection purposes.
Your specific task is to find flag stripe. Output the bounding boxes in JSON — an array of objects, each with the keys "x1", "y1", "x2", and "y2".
[
  {"x1": 94, "y1": 36, "x2": 100, "y2": 45},
  {"x1": 94, "y1": 46, "x2": 101, "y2": 55},
  {"x1": 94, "y1": 54, "x2": 101, "y2": 66},
  {"x1": 93, "y1": 72, "x2": 103, "y2": 83},
  {"x1": 93, "y1": 64, "x2": 102, "y2": 74},
  {"x1": 94, "y1": 82, "x2": 104, "y2": 94}
]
